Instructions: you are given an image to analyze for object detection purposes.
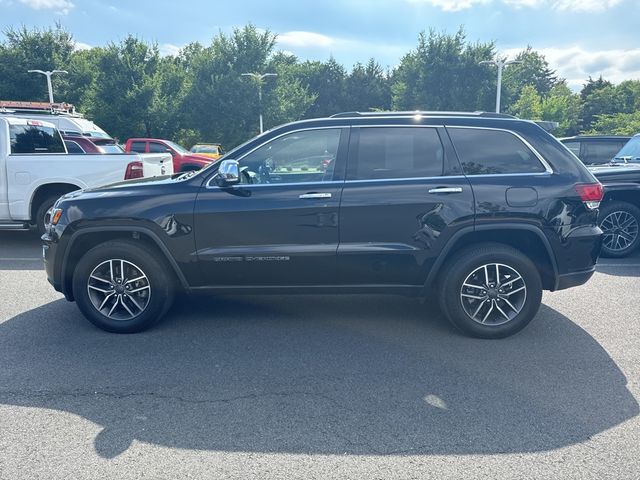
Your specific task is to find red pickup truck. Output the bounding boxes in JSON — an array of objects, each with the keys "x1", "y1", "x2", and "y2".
[{"x1": 124, "y1": 138, "x2": 213, "y2": 173}]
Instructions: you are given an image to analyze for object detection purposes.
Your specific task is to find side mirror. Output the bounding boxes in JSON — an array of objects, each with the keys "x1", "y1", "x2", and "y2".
[{"x1": 217, "y1": 159, "x2": 240, "y2": 186}]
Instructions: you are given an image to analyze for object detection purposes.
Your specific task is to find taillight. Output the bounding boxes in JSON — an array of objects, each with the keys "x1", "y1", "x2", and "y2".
[
  {"x1": 575, "y1": 183, "x2": 604, "y2": 210},
  {"x1": 125, "y1": 161, "x2": 144, "y2": 180}
]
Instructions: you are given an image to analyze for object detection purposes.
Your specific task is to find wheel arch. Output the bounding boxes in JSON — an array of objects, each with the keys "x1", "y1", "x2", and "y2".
[
  {"x1": 427, "y1": 224, "x2": 559, "y2": 291},
  {"x1": 30, "y1": 182, "x2": 83, "y2": 224},
  {"x1": 60, "y1": 226, "x2": 190, "y2": 301}
]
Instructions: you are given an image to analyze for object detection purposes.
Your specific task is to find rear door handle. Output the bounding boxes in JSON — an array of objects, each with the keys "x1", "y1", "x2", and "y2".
[
  {"x1": 299, "y1": 193, "x2": 332, "y2": 199},
  {"x1": 428, "y1": 187, "x2": 463, "y2": 194}
]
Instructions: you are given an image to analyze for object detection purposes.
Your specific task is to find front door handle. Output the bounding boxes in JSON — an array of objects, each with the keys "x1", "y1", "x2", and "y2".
[
  {"x1": 299, "y1": 192, "x2": 332, "y2": 199},
  {"x1": 428, "y1": 187, "x2": 463, "y2": 194}
]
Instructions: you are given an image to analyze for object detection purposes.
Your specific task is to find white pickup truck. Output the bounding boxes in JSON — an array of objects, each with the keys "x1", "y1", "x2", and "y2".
[{"x1": 0, "y1": 116, "x2": 173, "y2": 233}]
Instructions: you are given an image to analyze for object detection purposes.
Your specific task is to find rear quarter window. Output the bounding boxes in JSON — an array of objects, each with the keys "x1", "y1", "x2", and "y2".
[
  {"x1": 129, "y1": 141, "x2": 147, "y2": 153},
  {"x1": 448, "y1": 127, "x2": 546, "y2": 175},
  {"x1": 9, "y1": 124, "x2": 66, "y2": 154}
]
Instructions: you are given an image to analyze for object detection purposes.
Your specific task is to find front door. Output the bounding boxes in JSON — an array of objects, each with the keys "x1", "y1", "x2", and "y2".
[
  {"x1": 194, "y1": 127, "x2": 348, "y2": 287},
  {"x1": 337, "y1": 126, "x2": 475, "y2": 286}
]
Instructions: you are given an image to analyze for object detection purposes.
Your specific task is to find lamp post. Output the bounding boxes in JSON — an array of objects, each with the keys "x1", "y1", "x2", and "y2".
[
  {"x1": 479, "y1": 57, "x2": 522, "y2": 113},
  {"x1": 241, "y1": 72, "x2": 277, "y2": 133},
  {"x1": 27, "y1": 69, "x2": 68, "y2": 103}
]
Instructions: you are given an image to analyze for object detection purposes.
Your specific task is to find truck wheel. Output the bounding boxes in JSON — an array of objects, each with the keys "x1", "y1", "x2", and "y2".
[
  {"x1": 438, "y1": 243, "x2": 542, "y2": 339},
  {"x1": 72, "y1": 240, "x2": 174, "y2": 333},
  {"x1": 35, "y1": 195, "x2": 61, "y2": 236},
  {"x1": 598, "y1": 201, "x2": 640, "y2": 258}
]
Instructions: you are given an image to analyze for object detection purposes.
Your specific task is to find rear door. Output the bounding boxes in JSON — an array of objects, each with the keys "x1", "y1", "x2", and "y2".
[
  {"x1": 445, "y1": 126, "x2": 552, "y2": 231},
  {"x1": 337, "y1": 125, "x2": 474, "y2": 286}
]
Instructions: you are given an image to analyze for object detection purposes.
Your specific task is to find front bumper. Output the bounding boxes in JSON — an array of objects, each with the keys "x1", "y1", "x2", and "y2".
[{"x1": 42, "y1": 232, "x2": 66, "y2": 297}]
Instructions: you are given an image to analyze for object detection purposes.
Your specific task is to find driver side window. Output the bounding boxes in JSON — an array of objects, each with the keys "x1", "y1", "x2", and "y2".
[{"x1": 240, "y1": 128, "x2": 341, "y2": 185}]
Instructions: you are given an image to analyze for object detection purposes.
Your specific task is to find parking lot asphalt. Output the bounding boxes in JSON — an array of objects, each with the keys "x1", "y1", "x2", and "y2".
[{"x1": 0, "y1": 230, "x2": 639, "y2": 479}]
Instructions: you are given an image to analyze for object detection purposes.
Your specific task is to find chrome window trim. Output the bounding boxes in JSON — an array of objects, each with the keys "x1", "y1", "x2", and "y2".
[
  {"x1": 206, "y1": 126, "x2": 347, "y2": 189},
  {"x1": 446, "y1": 125, "x2": 554, "y2": 174}
]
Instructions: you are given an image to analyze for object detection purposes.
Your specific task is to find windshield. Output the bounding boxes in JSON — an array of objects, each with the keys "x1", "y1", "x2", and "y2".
[
  {"x1": 614, "y1": 136, "x2": 640, "y2": 162},
  {"x1": 165, "y1": 140, "x2": 188, "y2": 154},
  {"x1": 99, "y1": 144, "x2": 125, "y2": 154}
]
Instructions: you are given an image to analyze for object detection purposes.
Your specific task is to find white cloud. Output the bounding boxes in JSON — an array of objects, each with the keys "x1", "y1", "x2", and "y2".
[
  {"x1": 18, "y1": 0, "x2": 74, "y2": 14},
  {"x1": 159, "y1": 43, "x2": 182, "y2": 57},
  {"x1": 277, "y1": 31, "x2": 335, "y2": 48},
  {"x1": 409, "y1": 0, "x2": 622, "y2": 12},
  {"x1": 73, "y1": 41, "x2": 91, "y2": 51},
  {"x1": 502, "y1": 46, "x2": 640, "y2": 90}
]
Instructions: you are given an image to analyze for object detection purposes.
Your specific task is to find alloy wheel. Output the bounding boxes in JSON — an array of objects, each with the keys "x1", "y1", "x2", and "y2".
[
  {"x1": 600, "y1": 210, "x2": 639, "y2": 253},
  {"x1": 86, "y1": 259, "x2": 151, "y2": 321},
  {"x1": 459, "y1": 263, "x2": 527, "y2": 326}
]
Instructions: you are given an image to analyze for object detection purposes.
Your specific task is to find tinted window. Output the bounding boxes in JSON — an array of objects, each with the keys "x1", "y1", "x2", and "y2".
[
  {"x1": 349, "y1": 127, "x2": 444, "y2": 180},
  {"x1": 615, "y1": 137, "x2": 640, "y2": 161},
  {"x1": 9, "y1": 124, "x2": 66, "y2": 154},
  {"x1": 149, "y1": 142, "x2": 169, "y2": 153},
  {"x1": 240, "y1": 128, "x2": 341, "y2": 185},
  {"x1": 563, "y1": 141, "x2": 580, "y2": 157},
  {"x1": 582, "y1": 142, "x2": 625, "y2": 165},
  {"x1": 129, "y1": 141, "x2": 146, "y2": 153},
  {"x1": 449, "y1": 128, "x2": 545, "y2": 175},
  {"x1": 64, "y1": 140, "x2": 85, "y2": 154}
]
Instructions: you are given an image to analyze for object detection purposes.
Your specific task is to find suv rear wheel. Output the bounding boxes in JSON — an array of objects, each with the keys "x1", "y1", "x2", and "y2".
[
  {"x1": 72, "y1": 240, "x2": 174, "y2": 333},
  {"x1": 438, "y1": 243, "x2": 543, "y2": 339},
  {"x1": 598, "y1": 201, "x2": 640, "y2": 258}
]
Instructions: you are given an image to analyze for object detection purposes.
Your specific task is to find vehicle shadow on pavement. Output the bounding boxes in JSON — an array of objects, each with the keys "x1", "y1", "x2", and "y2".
[{"x1": 0, "y1": 295, "x2": 637, "y2": 458}]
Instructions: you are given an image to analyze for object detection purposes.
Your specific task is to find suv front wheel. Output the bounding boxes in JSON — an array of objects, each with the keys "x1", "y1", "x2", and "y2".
[
  {"x1": 438, "y1": 243, "x2": 543, "y2": 339},
  {"x1": 72, "y1": 240, "x2": 175, "y2": 333}
]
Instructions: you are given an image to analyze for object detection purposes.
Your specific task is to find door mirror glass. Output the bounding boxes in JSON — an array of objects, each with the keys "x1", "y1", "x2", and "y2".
[{"x1": 217, "y1": 159, "x2": 240, "y2": 185}]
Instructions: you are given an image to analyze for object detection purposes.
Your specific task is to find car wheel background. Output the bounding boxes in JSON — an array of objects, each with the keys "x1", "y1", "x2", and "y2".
[{"x1": 598, "y1": 201, "x2": 640, "y2": 258}]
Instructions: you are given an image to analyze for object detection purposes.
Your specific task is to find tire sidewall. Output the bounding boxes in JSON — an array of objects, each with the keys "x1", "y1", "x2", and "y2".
[
  {"x1": 598, "y1": 201, "x2": 640, "y2": 258},
  {"x1": 72, "y1": 242, "x2": 171, "y2": 333},
  {"x1": 36, "y1": 196, "x2": 60, "y2": 236},
  {"x1": 441, "y1": 248, "x2": 543, "y2": 339}
]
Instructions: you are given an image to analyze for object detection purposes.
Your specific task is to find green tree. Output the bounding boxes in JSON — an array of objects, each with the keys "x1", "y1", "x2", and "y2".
[
  {"x1": 345, "y1": 59, "x2": 391, "y2": 112},
  {"x1": 589, "y1": 112, "x2": 640, "y2": 136},
  {"x1": 541, "y1": 83, "x2": 582, "y2": 136},
  {"x1": 391, "y1": 29, "x2": 495, "y2": 111},
  {"x1": 501, "y1": 46, "x2": 559, "y2": 110},
  {"x1": 0, "y1": 24, "x2": 75, "y2": 101},
  {"x1": 581, "y1": 84, "x2": 624, "y2": 132},
  {"x1": 509, "y1": 85, "x2": 542, "y2": 120},
  {"x1": 86, "y1": 37, "x2": 162, "y2": 140}
]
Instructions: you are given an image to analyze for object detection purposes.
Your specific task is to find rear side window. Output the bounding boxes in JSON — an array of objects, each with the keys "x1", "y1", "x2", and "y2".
[
  {"x1": 449, "y1": 128, "x2": 546, "y2": 175},
  {"x1": 563, "y1": 141, "x2": 580, "y2": 157},
  {"x1": 129, "y1": 141, "x2": 146, "y2": 153},
  {"x1": 349, "y1": 127, "x2": 444, "y2": 180},
  {"x1": 64, "y1": 140, "x2": 85, "y2": 154},
  {"x1": 582, "y1": 142, "x2": 622, "y2": 165},
  {"x1": 9, "y1": 124, "x2": 66, "y2": 154}
]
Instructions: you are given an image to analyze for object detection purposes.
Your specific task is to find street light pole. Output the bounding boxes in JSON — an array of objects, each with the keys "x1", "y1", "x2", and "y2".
[
  {"x1": 241, "y1": 72, "x2": 277, "y2": 133},
  {"x1": 479, "y1": 57, "x2": 521, "y2": 113},
  {"x1": 28, "y1": 69, "x2": 68, "y2": 103}
]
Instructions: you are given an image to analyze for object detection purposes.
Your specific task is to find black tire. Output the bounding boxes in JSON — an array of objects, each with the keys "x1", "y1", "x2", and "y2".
[
  {"x1": 35, "y1": 195, "x2": 61, "y2": 236},
  {"x1": 598, "y1": 201, "x2": 640, "y2": 258},
  {"x1": 438, "y1": 243, "x2": 543, "y2": 339},
  {"x1": 72, "y1": 240, "x2": 175, "y2": 333}
]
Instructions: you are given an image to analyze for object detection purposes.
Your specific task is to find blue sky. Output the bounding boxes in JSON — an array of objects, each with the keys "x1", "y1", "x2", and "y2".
[{"x1": 2, "y1": 0, "x2": 640, "y2": 90}]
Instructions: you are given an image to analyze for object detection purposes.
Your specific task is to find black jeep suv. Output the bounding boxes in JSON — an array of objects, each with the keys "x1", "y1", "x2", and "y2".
[{"x1": 42, "y1": 111, "x2": 603, "y2": 338}]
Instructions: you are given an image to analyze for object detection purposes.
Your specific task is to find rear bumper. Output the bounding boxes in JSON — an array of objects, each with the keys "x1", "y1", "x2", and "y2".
[
  {"x1": 555, "y1": 267, "x2": 596, "y2": 290},
  {"x1": 551, "y1": 225, "x2": 602, "y2": 291}
]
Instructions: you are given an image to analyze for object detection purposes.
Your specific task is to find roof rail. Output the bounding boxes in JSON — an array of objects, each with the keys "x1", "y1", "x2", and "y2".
[
  {"x1": 330, "y1": 110, "x2": 515, "y2": 119},
  {"x1": 0, "y1": 100, "x2": 77, "y2": 115}
]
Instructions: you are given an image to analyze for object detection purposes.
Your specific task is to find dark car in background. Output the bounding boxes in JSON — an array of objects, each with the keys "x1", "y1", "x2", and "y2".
[
  {"x1": 63, "y1": 135, "x2": 125, "y2": 154},
  {"x1": 43, "y1": 111, "x2": 603, "y2": 339},
  {"x1": 560, "y1": 135, "x2": 631, "y2": 165}
]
